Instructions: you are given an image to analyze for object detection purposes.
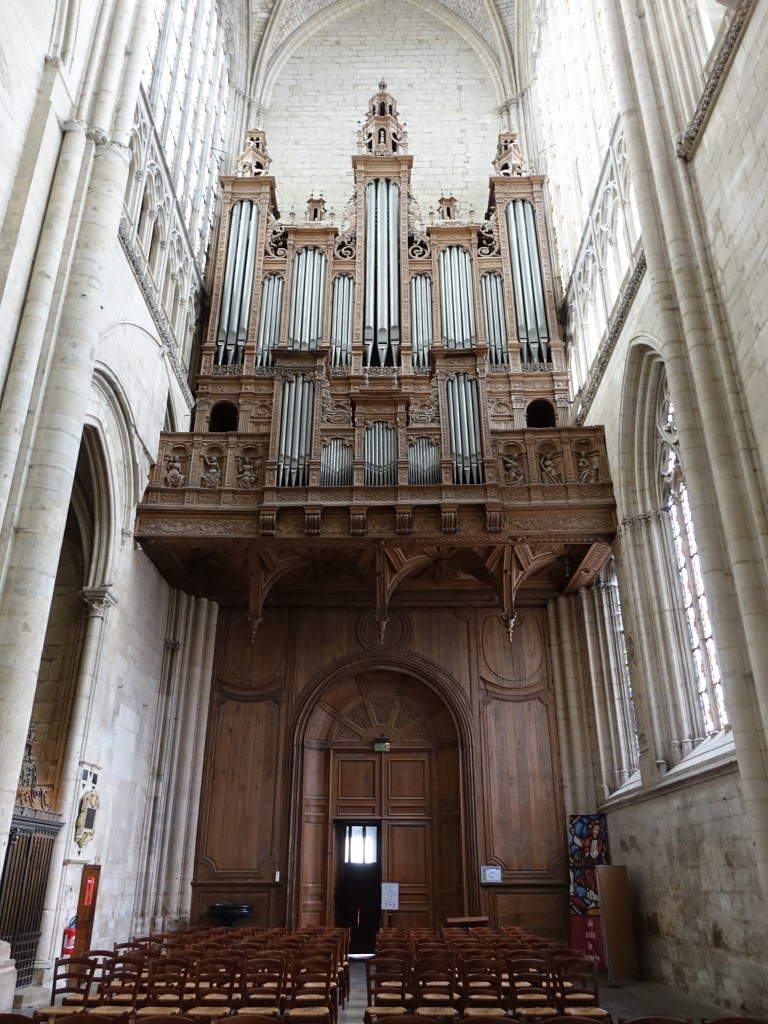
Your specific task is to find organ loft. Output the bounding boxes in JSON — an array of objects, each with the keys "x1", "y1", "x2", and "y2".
[{"x1": 136, "y1": 83, "x2": 618, "y2": 940}]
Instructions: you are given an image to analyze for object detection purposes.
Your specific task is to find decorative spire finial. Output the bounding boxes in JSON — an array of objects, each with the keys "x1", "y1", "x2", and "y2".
[{"x1": 357, "y1": 81, "x2": 408, "y2": 156}]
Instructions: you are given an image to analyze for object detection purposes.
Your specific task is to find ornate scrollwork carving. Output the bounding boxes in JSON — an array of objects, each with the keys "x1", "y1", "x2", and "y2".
[
  {"x1": 265, "y1": 210, "x2": 287, "y2": 257},
  {"x1": 477, "y1": 211, "x2": 499, "y2": 256},
  {"x1": 321, "y1": 377, "x2": 353, "y2": 423}
]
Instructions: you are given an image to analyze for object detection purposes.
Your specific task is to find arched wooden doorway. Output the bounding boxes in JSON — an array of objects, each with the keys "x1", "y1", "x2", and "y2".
[{"x1": 294, "y1": 669, "x2": 464, "y2": 938}]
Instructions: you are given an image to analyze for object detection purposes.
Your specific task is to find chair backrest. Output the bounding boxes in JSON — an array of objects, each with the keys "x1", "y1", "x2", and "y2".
[{"x1": 50, "y1": 957, "x2": 95, "y2": 1000}]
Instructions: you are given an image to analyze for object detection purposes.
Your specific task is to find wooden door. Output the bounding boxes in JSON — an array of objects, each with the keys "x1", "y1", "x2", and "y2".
[
  {"x1": 330, "y1": 750, "x2": 434, "y2": 929},
  {"x1": 296, "y1": 675, "x2": 463, "y2": 931},
  {"x1": 73, "y1": 864, "x2": 100, "y2": 956}
]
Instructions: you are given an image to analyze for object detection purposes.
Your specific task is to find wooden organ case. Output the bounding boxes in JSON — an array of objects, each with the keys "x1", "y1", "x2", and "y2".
[{"x1": 136, "y1": 83, "x2": 617, "y2": 937}]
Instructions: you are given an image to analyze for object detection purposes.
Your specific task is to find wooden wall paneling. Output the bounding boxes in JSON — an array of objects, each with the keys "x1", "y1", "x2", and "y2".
[
  {"x1": 298, "y1": 745, "x2": 330, "y2": 927},
  {"x1": 435, "y1": 745, "x2": 463, "y2": 919},
  {"x1": 199, "y1": 695, "x2": 283, "y2": 872},
  {"x1": 384, "y1": 752, "x2": 429, "y2": 817},
  {"x1": 332, "y1": 752, "x2": 380, "y2": 816},
  {"x1": 483, "y1": 695, "x2": 563, "y2": 873},
  {"x1": 491, "y1": 888, "x2": 567, "y2": 940},
  {"x1": 385, "y1": 821, "x2": 432, "y2": 928}
]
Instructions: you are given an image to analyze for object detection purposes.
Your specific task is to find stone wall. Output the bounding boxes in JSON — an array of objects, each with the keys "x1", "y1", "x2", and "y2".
[
  {"x1": 264, "y1": 0, "x2": 501, "y2": 219},
  {"x1": 606, "y1": 765, "x2": 768, "y2": 1015}
]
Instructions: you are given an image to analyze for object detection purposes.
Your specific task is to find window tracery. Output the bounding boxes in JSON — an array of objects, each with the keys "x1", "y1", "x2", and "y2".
[{"x1": 658, "y1": 387, "x2": 727, "y2": 735}]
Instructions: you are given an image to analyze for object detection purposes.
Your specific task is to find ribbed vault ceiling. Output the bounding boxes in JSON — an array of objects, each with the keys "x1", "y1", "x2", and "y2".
[{"x1": 246, "y1": 0, "x2": 520, "y2": 102}]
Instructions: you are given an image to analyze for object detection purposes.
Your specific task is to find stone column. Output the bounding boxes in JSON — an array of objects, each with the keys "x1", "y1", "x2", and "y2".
[
  {"x1": 599, "y1": 0, "x2": 768, "y2": 892},
  {"x1": 36, "y1": 587, "x2": 116, "y2": 967},
  {"x1": 0, "y1": 0, "x2": 154, "y2": 863},
  {"x1": 548, "y1": 594, "x2": 598, "y2": 815},
  {"x1": 133, "y1": 593, "x2": 218, "y2": 934}
]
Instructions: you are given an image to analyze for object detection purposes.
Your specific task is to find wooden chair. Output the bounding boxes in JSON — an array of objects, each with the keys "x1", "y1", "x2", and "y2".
[
  {"x1": 553, "y1": 964, "x2": 608, "y2": 1019},
  {"x1": 457, "y1": 957, "x2": 505, "y2": 1018},
  {"x1": 136, "y1": 957, "x2": 193, "y2": 1017},
  {"x1": 34, "y1": 958, "x2": 96, "y2": 1022},
  {"x1": 232, "y1": 955, "x2": 286, "y2": 1018},
  {"x1": 412, "y1": 958, "x2": 459, "y2": 1022},
  {"x1": 92, "y1": 955, "x2": 147, "y2": 1017},
  {"x1": 186, "y1": 955, "x2": 241, "y2": 1021},
  {"x1": 505, "y1": 958, "x2": 557, "y2": 1021},
  {"x1": 617, "y1": 1019, "x2": 692, "y2": 1024},
  {"x1": 364, "y1": 957, "x2": 413, "y2": 1024},
  {"x1": 284, "y1": 963, "x2": 333, "y2": 1024},
  {"x1": 0, "y1": 1016, "x2": 46, "y2": 1024},
  {"x1": 702, "y1": 1019, "x2": 768, "y2": 1024}
]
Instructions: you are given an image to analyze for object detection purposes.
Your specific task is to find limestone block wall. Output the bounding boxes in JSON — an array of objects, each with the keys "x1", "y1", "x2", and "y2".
[
  {"x1": 606, "y1": 768, "x2": 768, "y2": 1015},
  {"x1": 690, "y1": 2, "x2": 768, "y2": 502},
  {"x1": 263, "y1": 0, "x2": 502, "y2": 219}
]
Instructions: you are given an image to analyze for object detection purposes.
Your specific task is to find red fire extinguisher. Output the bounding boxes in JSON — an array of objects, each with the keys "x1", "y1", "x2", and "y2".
[{"x1": 62, "y1": 916, "x2": 77, "y2": 956}]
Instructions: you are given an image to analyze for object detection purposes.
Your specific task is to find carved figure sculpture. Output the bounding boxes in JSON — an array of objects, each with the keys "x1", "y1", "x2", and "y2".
[
  {"x1": 201, "y1": 453, "x2": 221, "y2": 488},
  {"x1": 237, "y1": 454, "x2": 262, "y2": 488},
  {"x1": 540, "y1": 453, "x2": 562, "y2": 484},
  {"x1": 165, "y1": 455, "x2": 185, "y2": 487},
  {"x1": 502, "y1": 452, "x2": 525, "y2": 484}
]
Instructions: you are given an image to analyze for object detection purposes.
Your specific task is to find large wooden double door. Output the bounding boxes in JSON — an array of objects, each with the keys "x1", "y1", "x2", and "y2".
[{"x1": 296, "y1": 674, "x2": 463, "y2": 932}]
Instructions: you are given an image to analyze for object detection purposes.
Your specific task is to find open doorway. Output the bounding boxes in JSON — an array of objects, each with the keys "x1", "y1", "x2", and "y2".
[{"x1": 334, "y1": 821, "x2": 381, "y2": 953}]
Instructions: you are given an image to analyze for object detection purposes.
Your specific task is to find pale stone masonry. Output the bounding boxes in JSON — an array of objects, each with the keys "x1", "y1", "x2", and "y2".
[{"x1": 0, "y1": 0, "x2": 766, "y2": 1014}]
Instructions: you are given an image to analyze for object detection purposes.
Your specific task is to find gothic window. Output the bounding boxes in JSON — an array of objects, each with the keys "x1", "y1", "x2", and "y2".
[
  {"x1": 141, "y1": 0, "x2": 229, "y2": 259},
  {"x1": 658, "y1": 389, "x2": 727, "y2": 735}
]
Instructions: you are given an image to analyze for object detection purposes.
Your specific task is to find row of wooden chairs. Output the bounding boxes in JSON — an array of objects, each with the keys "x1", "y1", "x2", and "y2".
[
  {"x1": 32, "y1": 928, "x2": 350, "y2": 1024},
  {"x1": 363, "y1": 951, "x2": 608, "y2": 1023}
]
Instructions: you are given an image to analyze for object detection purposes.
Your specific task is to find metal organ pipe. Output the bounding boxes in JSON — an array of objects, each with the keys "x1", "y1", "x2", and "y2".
[
  {"x1": 446, "y1": 374, "x2": 484, "y2": 484},
  {"x1": 364, "y1": 180, "x2": 401, "y2": 366},
  {"x1": 364, "y1": 422, "x2": 397, "y2": 486},
  {"x1": 320, "y1": 438, "x2": 353, "y2": 486},
  {"x1": 289, "y1": 248, "x2": 326, "y2": 349},
  {"x1": 408, "y1": 437, "x2": 440, "y2": 485},
  {"x1": 505, "y1": 200, "x2": 550, "y2": 363},
  {"x1": 256, "y1": 274, "x2": 284, "y2": 366},
  {"x1": 216, "y1": 200, "x2": 259, "y2": 365},
  {"x1": 331, "y1": 275, "x2": 354, "y2": 367},
  {"x1": 410, "y1": 274, "x2": 433, "y2": 369},
  {"x1": 439, "y1": 247, "x2": 476, "y2": 349},
  {"x1": 481, "y1": 272, "x2": 509, "y2": 364},
  {"x1": 277, "y1": 374, "x2": 314, "y2": 487}
]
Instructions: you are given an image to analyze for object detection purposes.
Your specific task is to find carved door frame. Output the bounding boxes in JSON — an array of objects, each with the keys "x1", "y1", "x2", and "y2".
[{"x1": 286, "y1": 651, "x2": 480, "y2": 929}]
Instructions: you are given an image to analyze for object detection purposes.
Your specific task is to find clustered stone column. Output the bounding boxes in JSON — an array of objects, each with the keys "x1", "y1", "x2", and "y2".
[{"x1": 598, "y1": 0, "x2": 768, "y2": 893}]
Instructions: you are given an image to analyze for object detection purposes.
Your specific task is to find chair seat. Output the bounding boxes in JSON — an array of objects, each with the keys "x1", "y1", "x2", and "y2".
[{"x1": 462, "y1": 1010, "x2": 508, "y2": 1018}]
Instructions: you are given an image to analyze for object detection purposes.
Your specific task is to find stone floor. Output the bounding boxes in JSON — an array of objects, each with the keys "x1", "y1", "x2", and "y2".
[{"x1": 342, "y1": 958, "x2": 733, "y2": 1024}]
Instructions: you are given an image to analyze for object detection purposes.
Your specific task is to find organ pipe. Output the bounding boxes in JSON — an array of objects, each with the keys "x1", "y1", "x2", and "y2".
[
  {"x1": 408, "y1": 437, "x2": 441, "y2": 484},
  {"x1": 505, "y1": 200, "x2": 550, "y2": 363},
  {"x1": 277, "y1": 374, "x2": 314, "y2": 486},
  {"x1": 410, "y1": 274, "x2": 433, "y2": 369},
  {"x1": 288, "y1": 248, "x2": 326, "y2": 349},
  {"x1": 216, "y1": 200, "x2": 259, "y2": 365},
  {"x1": 446, "y1": 374, "x2": 484, "y2": 484},
  {"x1": 481, "y1": 272, "x2": 509, "y2": 364},
  {"x1": 439, "y1": 247, "x2": 476, "y2": 349},
  {"x1": 320, "y1": 438, "x2": 353, "y2": 486},
  {"x1": 364, "y1": 180, "x2": 401, "y2": 366},
  {"x1": 331, "y1": 275, "x2": 355, "y2": 367},
  {"x1": 256, "y1": 274, "x2": 284, "y2": 366},
  {"x1": 364, "y1": 422, "x2": 397, "y2": 485}
]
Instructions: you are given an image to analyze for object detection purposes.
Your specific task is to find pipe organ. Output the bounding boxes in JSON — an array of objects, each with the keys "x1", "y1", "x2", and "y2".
[
  {"x1": 364, "y1": 179, "x2": 401, "y2": 366},
  {"x1": 193, "y1": 83, "x2": 572, "y2": 499},
  {"x1": 137, "y1": 90, "x2": 618, "y2": 939},
  {"x1": 215, "y1": 200, "x2": 259, "y2": 366}
]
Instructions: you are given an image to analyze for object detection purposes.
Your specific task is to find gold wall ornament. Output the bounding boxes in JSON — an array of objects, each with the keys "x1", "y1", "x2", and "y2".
[{"x1": 75, "y1": 788, "x2": 100, "y2": 848}]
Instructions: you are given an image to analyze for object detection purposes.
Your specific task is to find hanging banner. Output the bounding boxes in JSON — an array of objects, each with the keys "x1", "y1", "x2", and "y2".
[{"x1": 568, "y1": 813, "x2": 608, "y2": 966}]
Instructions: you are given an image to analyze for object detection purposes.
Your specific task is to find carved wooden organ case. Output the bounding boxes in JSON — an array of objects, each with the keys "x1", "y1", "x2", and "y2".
[{"x1": 137, "y1": 83, "x2": 617, "y2": 627}]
